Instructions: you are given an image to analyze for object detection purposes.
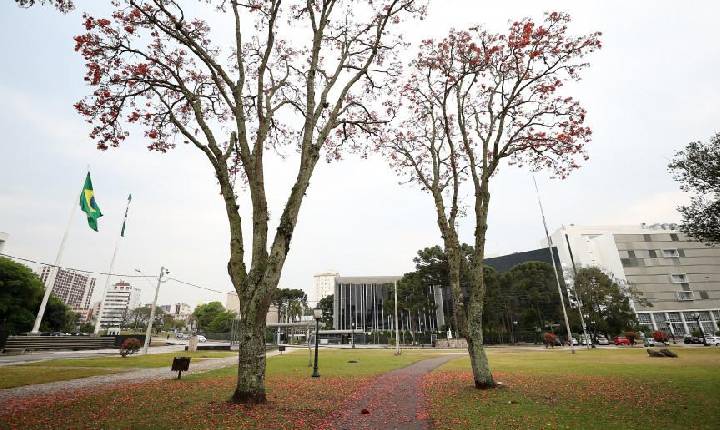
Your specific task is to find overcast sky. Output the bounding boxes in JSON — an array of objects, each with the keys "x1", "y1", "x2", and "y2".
[{"x1": 1, "y1": 1, "x2": 718, "y2": 309}]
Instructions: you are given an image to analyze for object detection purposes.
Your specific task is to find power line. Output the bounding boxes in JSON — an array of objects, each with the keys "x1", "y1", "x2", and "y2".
[{"x1": 1, "y1": 251, "x2": 227, "y2": 295}]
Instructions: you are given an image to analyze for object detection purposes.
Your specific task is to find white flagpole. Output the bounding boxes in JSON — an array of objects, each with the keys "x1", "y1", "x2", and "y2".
[
  {"x1": 94, "y1": 194, "x2": 132, "y2": 334},
  {"x1": 533, "y1": 176, "x2": 576, "y2": 354},
  {"x1": 31, "y1": 193, "x2": 78, "y2": 333}
]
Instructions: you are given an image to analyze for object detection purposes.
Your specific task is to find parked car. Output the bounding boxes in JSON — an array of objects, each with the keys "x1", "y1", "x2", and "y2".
[
  {"x1": 643, "y1": 338, "x2": 656, "y2": 347},
  {"x1": 704, "y1": 336, "x2": 720, "y2": 346},
  {"x1": 175, "y1": 332, "x2": 187, "y2": 339},
  {"x1": 683, "y1": 336, "x2": 704, "y2": 345},
  {"x1": 614, "y1": 336, "x2": 632, "y2": 346},
  {"x1": 570, "y1": 338, "x2": 579, "y2": 346},
  {"x1": 196, "y1": 335, "x2": 207, "y2": 343},
  {"x1": 596, "y1": 336, "x2": 610, "y2": 345}
]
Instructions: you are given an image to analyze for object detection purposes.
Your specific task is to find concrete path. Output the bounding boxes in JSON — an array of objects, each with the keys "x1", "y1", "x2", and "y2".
[
  {"x1": 330, "y1": 355, "x2": 457, "y2": 430},
  {"x1": 0, "y1": 350, "x2": 279, "y2": 406},
  {"x1": 0, "y1": 344, "x2": 190, "y2": 366}
]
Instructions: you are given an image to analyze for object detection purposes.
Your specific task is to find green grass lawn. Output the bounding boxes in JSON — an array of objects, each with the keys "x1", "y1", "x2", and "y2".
[
  {"x1": 0, "y1": 366, "x2": 121, "y2": 389},
  {"x1": 0, "y1": 349, "x2": 442, "y2": 429},
  {"x1": 0, "y1": 351, "x2": 236, "y2": 389},
  {"x1": 424, "y1": 347, "x2": 720, "y2": 430}
]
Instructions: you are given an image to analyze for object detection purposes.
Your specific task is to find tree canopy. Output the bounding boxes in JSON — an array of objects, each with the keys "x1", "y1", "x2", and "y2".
[
  {"x1": 668, "y1": 132, "x2": 720, "y2": 245},
  {"x1": 193, "y1": 301, "x2": 237, "y2": 333},
  {"x1": 571, "y1": 267, "x2": 647, "y2": 337},
  {"x1": 0, "y1": 257, "x2": 78, "y2": 334}
]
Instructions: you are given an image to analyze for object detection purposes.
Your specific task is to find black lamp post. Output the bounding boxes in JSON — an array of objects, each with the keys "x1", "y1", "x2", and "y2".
[
  {"x1": 351, "y1": 322, "x2": 356, "y2": 348},
  {"x1": 312, "y1": 307, "x2": 322, "y2": 378}
]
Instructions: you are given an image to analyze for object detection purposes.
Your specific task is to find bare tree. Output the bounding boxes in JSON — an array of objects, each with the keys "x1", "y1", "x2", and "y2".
[
  {"x1": 73, "y1": 0, "x2": 425, "y2": 403},
  {"x1": 384, "y1": 12, "x2": 601, "y2": 388}
]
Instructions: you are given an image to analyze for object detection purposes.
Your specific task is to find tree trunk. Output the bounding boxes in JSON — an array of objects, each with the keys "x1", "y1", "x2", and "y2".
[
  {"x1": 466, "y1": 177, "x2": 495, "y2": 389},
  {"x1": 232, "y1": 317, "x2": 268, "y2": 403},
  {"x1": 445, "y1": 241, "x2": 468, "y2": 337}
]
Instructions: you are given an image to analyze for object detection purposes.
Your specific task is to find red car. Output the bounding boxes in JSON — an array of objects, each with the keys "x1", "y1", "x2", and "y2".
[{"x1": 613, "y1": 336, "x2": 631, "y2": 346}]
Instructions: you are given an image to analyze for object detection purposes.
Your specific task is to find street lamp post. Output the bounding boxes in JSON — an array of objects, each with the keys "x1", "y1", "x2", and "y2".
[
  {"x1": 351, "y1": 322, "x2": 355, "y2": 348},
  {"x1": 312, "y1": 307, "x2": 322, "y2": 378}
]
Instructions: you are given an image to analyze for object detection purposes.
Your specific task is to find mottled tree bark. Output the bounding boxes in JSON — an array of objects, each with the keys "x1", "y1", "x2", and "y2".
[{"x1": 466, "y1": 177, "x2": 494, "y2": 388}]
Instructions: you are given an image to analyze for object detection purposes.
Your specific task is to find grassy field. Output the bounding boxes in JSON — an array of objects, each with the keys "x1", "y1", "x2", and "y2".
[
  {"x1": 0, "y1": 366, "x2": 121, "y2": 389},
  {"x1": 0, "y1": 351, "x2": 236, "y2": 389},
  {"x1": 0, "y1": 349, "x2": 441, "y2": 429},
  {"x1": 424, "y1": 347, "x2": 720, "y2": 430}
]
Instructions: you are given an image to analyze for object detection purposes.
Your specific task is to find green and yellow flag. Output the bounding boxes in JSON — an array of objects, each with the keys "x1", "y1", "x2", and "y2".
[{"x1": 79, "y1": 172, "x2": 103, "y2": 231}]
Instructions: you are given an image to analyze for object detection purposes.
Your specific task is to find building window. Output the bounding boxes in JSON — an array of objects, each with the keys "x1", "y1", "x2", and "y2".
[
  {"x1": 663, "y1": 249, "x2": 680, "y2": 258},
  {"x1": 676, "y1": 291, "x2": 694, "y2": 301},
  {"x1": 653, "y1": 312, "x2": 667, "y2": 323},
  {"x1": 649, "y1": 250, "x2": 657, "y2": 258},
  {"x1": 637, "y1": 313, "x2": 651, "y2": 324},
  {"x1": 628, "y1": 250, "x2": 636, "y2": 258},
  {"x1": 699, "y1": 291, "x2": 710, "y2": 299},
  {"x1": 670, "y1": 274, "x2": 688, "y2": 283},
  {"x1": 667, "y1": 312, "x2": 681, "y2": 322},
  {"x1": 670, "y1": 233, "x2": 679, "y2": 241},
  {"x1": 643, "y1": 234, "x2": 652, "y2": 242}
]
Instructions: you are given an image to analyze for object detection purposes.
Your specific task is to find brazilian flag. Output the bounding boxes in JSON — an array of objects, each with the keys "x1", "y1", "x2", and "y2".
[{"x1": 79, "y1": 172, "x2": 103, "y2": 231}]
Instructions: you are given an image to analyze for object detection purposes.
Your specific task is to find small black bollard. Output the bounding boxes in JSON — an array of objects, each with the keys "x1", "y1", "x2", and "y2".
[{"x1": 171, "y1": 357, "x2": 191, "y2": 379}]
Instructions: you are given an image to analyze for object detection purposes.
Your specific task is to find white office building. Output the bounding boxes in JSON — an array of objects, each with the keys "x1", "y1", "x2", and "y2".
[
  {"x1": 312, "y1": 272, "x2": 339, "y2": 305},
  {"x1": 99, "y1": 281, "x2": 141, "y2": 328},
  {"x1": 550, "y1": 224, "x2": 720, "y2": 336}
]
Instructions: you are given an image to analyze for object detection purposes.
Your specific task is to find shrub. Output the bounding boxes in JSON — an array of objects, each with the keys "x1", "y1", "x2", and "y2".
[
  {"x1": 652, "y1": 330, "x2": 669, "y2": 343},
  {"x1": 120, "y1": 338, "x2": 142, "y2": 357},
  {"x1": 624, "y1": 331, "x2": 638, "y2": 345},
  {"x1": 543, "y1": 332, "x2": 557, "y2": 348}
]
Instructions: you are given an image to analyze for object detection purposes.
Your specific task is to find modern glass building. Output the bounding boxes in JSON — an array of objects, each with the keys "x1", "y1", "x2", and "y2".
[{"x1": 333, "y1": 276, "x2": 401, "y2": 331}]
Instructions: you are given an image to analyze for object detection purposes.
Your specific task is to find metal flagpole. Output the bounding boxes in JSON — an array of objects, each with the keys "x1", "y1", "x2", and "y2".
[
  {"x1": 31, "y1": 192, "x2": 79, "y2": 333},
  {"x1": 94, "y1": 194, "x2": 133, "y2": 334},
  {"x1": 533, "y1": 176, "x2": 575, "y2": 354},
  {"x1": 564, "y1": 230, "x2": 592, "y2": 350}
]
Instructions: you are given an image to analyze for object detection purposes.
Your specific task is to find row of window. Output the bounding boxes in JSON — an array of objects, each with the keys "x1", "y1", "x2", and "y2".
[
  {"x1": 640, "y1": 233, "x2": 680, "y2": 242},
  {"x1": 676, "y1": 290, "x2": 711, "y2": 301}
]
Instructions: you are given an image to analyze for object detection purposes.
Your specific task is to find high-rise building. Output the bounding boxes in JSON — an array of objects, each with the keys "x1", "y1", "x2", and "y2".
[
  {"x1": 550, "y1": 224, "x2": 720, "y2": 336},
  {"x1": 99, "y1": 281, "x2": 141, "y2": 328},
  {"x1": 312, "y1": 272, "x2": 339, "y2": 305},
  {"x1": 38, "y1": 266, "x2": 96, "y2": 310}
]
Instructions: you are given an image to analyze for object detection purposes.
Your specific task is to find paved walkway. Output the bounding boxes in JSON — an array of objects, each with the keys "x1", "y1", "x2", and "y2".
[
  {"x1": 330, "y1": 355, "x2": 457, "y2": 430},
  {"x1": 0, "y1": 351, "x2": 279, "y2": 405}
]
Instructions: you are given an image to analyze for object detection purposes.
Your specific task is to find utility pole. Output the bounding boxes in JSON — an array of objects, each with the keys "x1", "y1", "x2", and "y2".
[
  {"x1": 394, "y1": 280, "x2": 400, "y2": 355},
  {"x1": 143, "y1": 266, "x2": 168, "y2": 354}
]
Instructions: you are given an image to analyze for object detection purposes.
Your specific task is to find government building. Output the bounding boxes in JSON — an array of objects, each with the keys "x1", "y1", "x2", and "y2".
[{"x1": 551, "y1": 224, "x2": 720, "y2": 336}]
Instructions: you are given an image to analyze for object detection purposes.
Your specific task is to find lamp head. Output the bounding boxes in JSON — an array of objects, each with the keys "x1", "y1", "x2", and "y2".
[{"x1": 313, "y1": 308, "x2": 322, "y2": 320}]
